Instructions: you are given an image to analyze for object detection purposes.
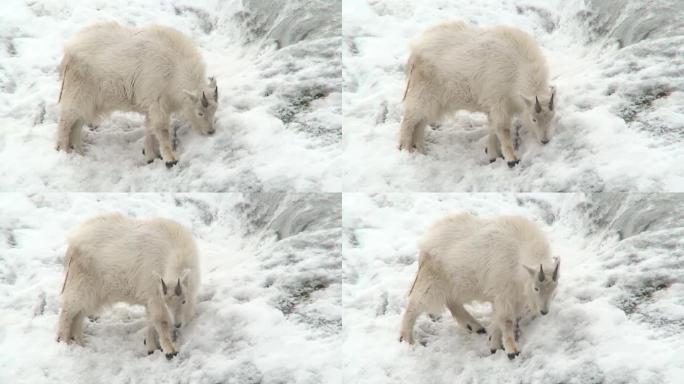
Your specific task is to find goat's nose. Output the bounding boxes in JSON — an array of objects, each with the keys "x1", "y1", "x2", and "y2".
[
  {"x1": 541, "y1": 139, "x2": 550, "y2": 145},
  {"x1": 540, "y1": 310, "x2": 548, "y2": 316},
  {"x1": 175, "y1": 323, "x2": 182, "y2": 329},
  {"x1": 208, "y1": 129, "x2": 215, "y2": 135}
]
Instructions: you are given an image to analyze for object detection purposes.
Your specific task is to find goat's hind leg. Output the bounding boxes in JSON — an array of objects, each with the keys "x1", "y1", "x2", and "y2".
[
  {"x1": 446, "y1": 300, "x2": 486, "y2": 335},
  {"x1": 399, "y1": 113, "x2": 423, "y2": 153},
  {"x1": 57, "y1": 303, "x2": 83, "y2": 344},
  {"x1": 68, "y1": 122, "x2": 85, "y2": 154},
  {"x1": 56, "y1": 117, "x2": 77, "y2": 153},
  {"x1": 399, "y1": 295, "x2": 422, "y2": 345}
]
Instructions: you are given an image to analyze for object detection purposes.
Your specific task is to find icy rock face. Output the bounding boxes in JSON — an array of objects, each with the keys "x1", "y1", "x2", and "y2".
[
  {"x1": 582, "y1": 194, "x2": 684, "y2": 333},
  {"x1": 585, "y1": 0, "x2": 684, "y2": 47},
  {"x1": 580, "y1": 0, "x2": 684, "y2": 141},
  {"x1": 234, "y1": 192, "x2": 342, "y2": 333},
  {"x1": 241, "y1": 0, "x2": 340, "y2": 48},
  {"x1": 237, "y1": 0, "x2": 342, "y2": 146}
]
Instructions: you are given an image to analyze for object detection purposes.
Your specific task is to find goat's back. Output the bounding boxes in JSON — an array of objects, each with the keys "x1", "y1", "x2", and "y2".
[{"x1": 418, "y1": 214, "x2": 550, "y2": 299}]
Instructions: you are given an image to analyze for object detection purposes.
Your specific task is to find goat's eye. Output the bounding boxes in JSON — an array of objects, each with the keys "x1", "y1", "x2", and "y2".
[
  {"x1": 534, "y1": 287, "x2": 540, "y2": 292},
  {"x1": 532, "y1": 118, "x2": 537, "y2": 123},
  {"x1": 198, "y1": 112, "x2": 204, "y2": 117},
  {"x1": 182, "y1": 300, "x2": 186, "y2": 304}
]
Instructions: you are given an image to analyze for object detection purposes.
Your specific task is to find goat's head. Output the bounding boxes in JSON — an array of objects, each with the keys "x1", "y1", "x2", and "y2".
[
  {"x1": 183, "y1": 76, "x2": 219, "y2": 135},
  {"x1": 156, "y1": 269, "x2": 194, "y2": 331},
  {"x1": 522, "y1": 257, "x2": 560, "y2": 316},
  {"x1": 520, "y1": 86, "x2": 556, "y2": 145}
]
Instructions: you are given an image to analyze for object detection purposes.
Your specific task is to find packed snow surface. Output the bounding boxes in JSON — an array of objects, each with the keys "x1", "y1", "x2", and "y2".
[
  {"x1": 0, "y1": 0, "x2": 341, "y2": 192},
  {"x1": 0, "y1": 193, "x2": 341, "y2": 384},
  {"x1": 343, "y1": 193, "x2": 684, "y2": 384},
  {"x1": 343, "y1": 0, "x2": 684, "y2": 192}
]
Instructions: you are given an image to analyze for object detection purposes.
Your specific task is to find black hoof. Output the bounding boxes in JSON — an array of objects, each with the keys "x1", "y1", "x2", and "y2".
[
  {"x1": 165, "y1": 160, "x2": 178, "y2": 169},
  {"x1": 508, "y1": 353, "x2": 516, "y2": 360},
  {"x1": 147, "y1": 159, "x2": 154, "y2": 165},
  {"x1": 515, "y1": 351, "x2": 520, "y2": 356},
  {"x1": 541, "y1": 139, "x2": 549, "y2": 145},
  {"x1": 398, "y1": 336, "x2": 403, "y2": 343},
  {"x1": 490, "y1": 349, "x2": 497, "y2": 355},
  {"x1": 466, "y1": 324, "x2": 472, "y2": 332},
  {"x1": 476, "y1": 328, "x2": 486, "y2": 335},
  {"x1": 489, "y1": 158, "x2": 496, "y2": 164},
  {"x1": 165, "y1": 352, "x2": 178, "y2": 360},
  {"x1": 148, "y1": 350, "x2": 154, "y2": 355},
  {"x1": 507, "y1": 160, "x2": 520, "y2": 168}
]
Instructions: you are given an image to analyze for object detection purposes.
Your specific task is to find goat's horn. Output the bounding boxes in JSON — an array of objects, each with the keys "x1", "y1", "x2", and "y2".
[
  {"x1": 175, "y1": 278, "x2": 182, "y2": 296},
  {"x1": 160, "y1": 278, "x2": 167, "y2": 295},
  {"x1": 535, "y1": 96, "x2": 542, "y2": 113},
  {"x1": 552, "y1": 260, "x2": 560, "y2": 281},
  {"x1": 538, "y1": 264, "x2": 545, "y2": 282},
  {"x1": 201, "y1": 92, "x2": 209, "y2": 107}
]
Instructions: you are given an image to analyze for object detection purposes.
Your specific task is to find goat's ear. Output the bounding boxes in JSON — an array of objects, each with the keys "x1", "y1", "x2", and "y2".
[
  {"x1": 183, "y1": 89, "x2": 198, "y2": 102},
  {"x1": 152, "y1": 271, "x2": 167, "y2": 296},
  {"x1": 523, "y1": 264, "x2": 536, "y2": 278},
  {"x1": 552, "y1": 257, "x2": 560, "y2": 282},
  {"x1": 520, "y1": 94, "x2": 534, "y2": 108},
  {"x1": 208, "y1": 76, "x2": 217, "y2": 88}
]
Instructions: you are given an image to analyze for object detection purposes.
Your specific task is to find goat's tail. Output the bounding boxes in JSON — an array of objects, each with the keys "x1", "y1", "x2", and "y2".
[
  {"x1": 57, "y1": 54, "x2": 71, "y2": 104},
  {"x1": 402, "y1": 54, "x2": 416, "y2": 102},
  {"x1": 60, "y1": 246, "x2": 75, "y2": 294},
  {"x1": 407, "y1": 249, "x2": 429, "y2": 297}
]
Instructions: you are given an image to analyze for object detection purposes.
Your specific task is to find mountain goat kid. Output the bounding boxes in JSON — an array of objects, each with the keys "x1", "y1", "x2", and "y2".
[
  {"x1": 57, "y1": 213, "x2": 200, "y2": 359},
  {"x1": 57, "y1": 22, "x2": 219, "y2": 168},
  {"x1": 399, "y1": 213, "x2": 560, "y2": 359},
  {"x1": 400, "y1": 21, "x2": 556, "y2": 167}
]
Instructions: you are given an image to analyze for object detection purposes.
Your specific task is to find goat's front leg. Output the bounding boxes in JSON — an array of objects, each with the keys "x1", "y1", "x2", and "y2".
[
  {"x1": 490, "y1": 111, "x2": 518, "y2": 167},
  {"x1": 144, "y1": 325, "x2": 160, "y2": 355},
  {"x1": 152, "y1": 320, "x2": 177, "y2": 359},
  {"x1": 148, "y1": 106, "x2": 177, "y2": 168},
  {"x1": 142, "y1": 115, "x2": 162, "y2": 164},
  {"x1": 499, "y1": 317, "x2": 520, "y2": 359}
]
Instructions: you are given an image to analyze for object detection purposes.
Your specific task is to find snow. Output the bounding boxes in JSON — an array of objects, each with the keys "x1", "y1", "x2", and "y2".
[
  {"x1": 0, "y1": 193, "x2": 341, "y2": 384},
  {"x1": 342, "y1": 193, "x2": 684, "y2": 384},
  {"x1": 342, "y1": 0, "x2": 684, "y2": 192},
  {"x1": 0, "y1": 0, "x2": 341, "y2": 192}
]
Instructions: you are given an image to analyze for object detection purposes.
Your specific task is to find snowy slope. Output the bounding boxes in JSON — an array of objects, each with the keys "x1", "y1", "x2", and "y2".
[
  {"x1": 0, "y1": 0, "x2": 341, "y2": 192},
  {"x1": 343, "y1": 0, "x2": 684, "y2": 192},
  {"x1": 342, "y1": 193, "x2": 684, "y2": 384},
  {"x1": 0, "y1": 193, "x2": 341, "y2": 384}
]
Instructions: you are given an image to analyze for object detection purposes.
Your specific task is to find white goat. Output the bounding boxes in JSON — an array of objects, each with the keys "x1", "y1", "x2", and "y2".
[
  {"x1": 399, "y1": 213, "x2": 559, "y2": 359},
  {"x1": 57, "y1": 22, "x2": 219, "y2": 167},
  {"x1": 399, "y1": 21, "x2": 556, "y2": 167},
  {"x1": 57, "y1": 213, "x2": 200, "y2": 359}
]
